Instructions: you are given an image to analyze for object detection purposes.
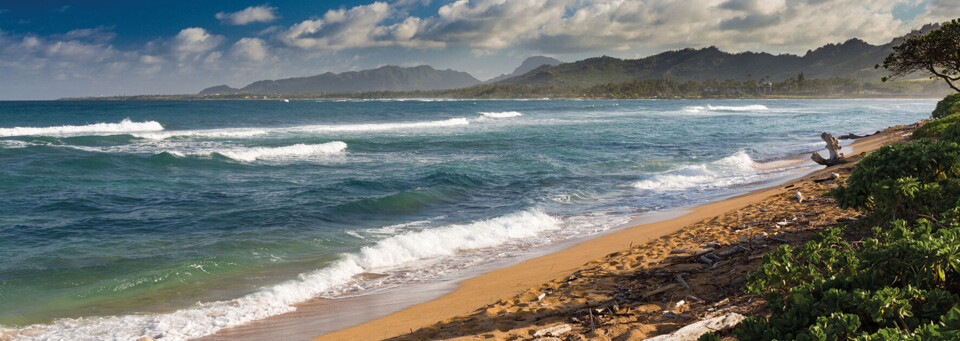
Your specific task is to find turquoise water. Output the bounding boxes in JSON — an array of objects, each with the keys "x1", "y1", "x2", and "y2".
[{"x1": 0, "y1": 99, "x2": 933, "y2": 339}]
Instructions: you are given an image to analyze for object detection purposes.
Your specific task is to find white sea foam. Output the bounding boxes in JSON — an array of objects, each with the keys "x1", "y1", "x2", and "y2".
[
  {"x1": 63, "y1": 141, "x2": 347, "y2": 163},
  {"x1": 682, "y1": 104, "x2": 769, "y2": 113},
  {"x1": 0, "y1": 140, "x2": 32, "y2": 148},
  {"x1": 3, "y1": 209, "x2": 560, "y2": 341},
  {"x1": 212, "y1": 142, "x2": 347, "y2": 162},
  {"x1": 479, "y1": 111, "x2": 523, "y2": 118},
  {"x1": 293, "y1": 118, "x2": 470, "y2": 133},
  {"x1": 135, "y1": 128, "x2": 270, "y2": 140},
  {"x1": 134, "y1": 118, "x2": 470, "y2": 140},
  {"x1": 633, "y1": 151, "x2": 763, "y2": 191},
  {"x1": 0, "y1": 119, "x2": 164, "y2": 137},
  {"x1": 707, "y1": 104, "x2": 769, "y2": 111}
]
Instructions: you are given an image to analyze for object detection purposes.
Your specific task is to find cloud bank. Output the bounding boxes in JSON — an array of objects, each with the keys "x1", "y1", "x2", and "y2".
[{"x1": 1, "y1": 0, "x2": 960, "y2": 99}]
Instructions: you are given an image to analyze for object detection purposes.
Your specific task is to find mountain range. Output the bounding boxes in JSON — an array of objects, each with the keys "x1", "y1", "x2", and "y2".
[
  {"x1": 199, "y1": 24, "x2": 940, "y2": 96},
  {"x1": 497, "y1": 24, "x2": 940, "y2": 88},
  {"x1": 199, "y1": 65, "x2": 481, "y2": 95},
  {"x1": 484, "y1": 56, "x2": 562, "y2": 84}
]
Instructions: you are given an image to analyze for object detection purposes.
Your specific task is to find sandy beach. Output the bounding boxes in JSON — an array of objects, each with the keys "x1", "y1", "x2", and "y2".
[{"x1": 292, "y1": 124, "x2": 912, "y2": 341}]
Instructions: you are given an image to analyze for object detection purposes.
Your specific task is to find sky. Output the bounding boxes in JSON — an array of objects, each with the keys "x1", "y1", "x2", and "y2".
[{"x1": 0, "y1": 0, "x2": 959, "y2": 100}]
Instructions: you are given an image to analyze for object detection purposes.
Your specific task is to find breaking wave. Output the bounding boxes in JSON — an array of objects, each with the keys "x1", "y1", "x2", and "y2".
[
  {"x1": 682, "y1": 104, "x2": 770, "y2": 113},
  {"x1": 1, "y1": 209, "x2": 559, "y2": 341},
  {"x1": 479, "y1": 111, "x2": 523, "y2": 118},
  {"x1": 0, "y1": 119, "x2": 164, "y2": 138},
  {"x1": 135, "y1": 118, "x2": 470, "y2": 140},
  {"x1": 633, "y1": 151, "x2": 762, "y2": 191}
]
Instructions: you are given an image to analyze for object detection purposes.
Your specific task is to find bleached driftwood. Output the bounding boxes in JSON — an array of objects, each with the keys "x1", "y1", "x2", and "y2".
[
  {"x1": 811, "y1": 132, "x2": 845, "y2": 166},
  {"x1": 642, "y1": 313, "x2": 746, "y2": 341},
  {"x1": 534, "y1": 324, "x2": 572, "y2": 337}
]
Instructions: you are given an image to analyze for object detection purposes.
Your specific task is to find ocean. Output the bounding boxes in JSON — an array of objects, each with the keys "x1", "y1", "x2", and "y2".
[{"x1": 0, "y1": 99, "x2": 934, "y2": 340}]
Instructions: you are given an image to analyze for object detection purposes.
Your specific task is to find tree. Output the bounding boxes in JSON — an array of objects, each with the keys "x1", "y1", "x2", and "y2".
[{"x1": 880, "y1": 19, "x2": 960, "y2": 92}]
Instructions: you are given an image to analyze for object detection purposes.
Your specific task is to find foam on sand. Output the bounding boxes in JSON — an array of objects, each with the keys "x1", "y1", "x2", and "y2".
[
  {"x1": 2, "y1": 209, "x2": 560, "y2": 341},
  {"x1": 0, "y1": 119, "x2": 164, "y2": 137},
  {"x1": 479, "y1": 111, "x2": 523, "y2": 118}
]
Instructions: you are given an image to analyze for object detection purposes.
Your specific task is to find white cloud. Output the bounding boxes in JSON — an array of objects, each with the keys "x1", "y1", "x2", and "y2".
[
  {"x1": 216, "y1": 5, "x2": 278, "y2": 25},
  {"x1": 230, "y1": 37, "x2": 269, "y2": 61},
  {"x1": 273, "y1": 0, "x2": 960, "y2": 55},
  {"x1": 913, "y1": 0, "x2": 960, "y2": 25},
  {"x1": 173, "y1": 27, "x2": 223, "y2": 53},
  {"x1": 422, "y1": 0, "x2": 570, "y2": 50},
  {"x1": 279, "y1": 1, "x2": 443, "y2": 50},
  {"x1": 58, "y1": 26, "x2": 117, "y2": 44}
]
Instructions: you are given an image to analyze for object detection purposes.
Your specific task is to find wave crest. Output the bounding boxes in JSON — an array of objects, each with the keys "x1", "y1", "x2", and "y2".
[
  {"x1": 205, "y1": 142, "x2": 348, "y2": 162},
  {"x1": 2, "y1": 209, "x2": 559, "y2": 340},
  {"x1": 682, "y1": 104, "x2": 769, "y2": 113},
  {"x1": 479, "y1": 111, "x2": 522, "y2": 118},
  {"x1": 0, "y1": 119, "x2": 164, "y2": 137},
  {"x1": 136, "y1": 118, "x2": 470, "y2": 140},
  {"x1": 633, "y1": 151, "x2": 760, "y2": 191}
]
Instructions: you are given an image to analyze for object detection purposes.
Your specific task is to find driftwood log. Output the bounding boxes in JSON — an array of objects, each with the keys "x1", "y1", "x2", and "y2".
[{"x1": 811, "y1": 132, "x2": 845, "y2": 166}]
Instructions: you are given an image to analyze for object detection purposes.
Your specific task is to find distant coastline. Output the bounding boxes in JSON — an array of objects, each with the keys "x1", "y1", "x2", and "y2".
[{"x1": 59, "y1": 78, "x2": 950, "y2": 101}]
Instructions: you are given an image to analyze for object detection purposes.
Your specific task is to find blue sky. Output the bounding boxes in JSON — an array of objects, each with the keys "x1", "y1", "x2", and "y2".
[{"x1": 0, "y1": 0, "x2": 958, "y2": 99}]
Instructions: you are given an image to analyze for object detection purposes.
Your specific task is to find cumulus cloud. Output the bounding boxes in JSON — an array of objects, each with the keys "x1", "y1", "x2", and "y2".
[
  {"x1": 914, "y1": 0, "x2": 960, "y2": 24},
  {"x1": 422, "y1": 0, "x2": 569, "y2": 50},
  {"x1": 274, "y1": 0, "x2": 960, "y2": 54},
  {"x1": 172, "y1": 27, "x2": 223, "y2": 53},
  {"x1": 230, "y1": 37, "x2": 269, "y2": 61},
  {"x1": 216, "y1": 5, "x2": 278, "y2": 25},
  {"x1": 279, "y1": 1, "x2": 442, "y2": 50}
]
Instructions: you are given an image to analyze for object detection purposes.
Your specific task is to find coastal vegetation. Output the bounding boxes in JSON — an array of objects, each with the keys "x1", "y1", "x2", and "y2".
[
  {"x1": 719, "y1": 20, "x2": 960, "y2": 340},
  {"x1": 725, "y1": 100, "x2": 960, "y2": 340}
]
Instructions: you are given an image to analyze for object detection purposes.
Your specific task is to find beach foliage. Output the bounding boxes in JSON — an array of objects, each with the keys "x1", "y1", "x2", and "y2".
[
  {"x1": 736, "y1": 221, "x2": 960, "y2": 340},
  {"x1": 913, "y1": 113, "x2": 960, "y2": 141},
  {"x1": 739, "y1": 99, "x2": 960, "y2": 339},
  {"x1": 933, "y1": 93, "x2": 960, "y2": 119},
  {"x1": 880, "y1": 18, "x2": 960, "y2": 92},
  {"x1": 830, "y1": 140, "x2": 960, "y2": 221}
]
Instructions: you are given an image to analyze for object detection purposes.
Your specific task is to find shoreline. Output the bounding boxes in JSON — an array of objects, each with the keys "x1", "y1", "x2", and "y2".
[
  {"x1": 196, "y1": 126, "x2": 906, "y2": 340},
  {"x1": 309, "y1": 126, "x2": 907, "y2": 340}
]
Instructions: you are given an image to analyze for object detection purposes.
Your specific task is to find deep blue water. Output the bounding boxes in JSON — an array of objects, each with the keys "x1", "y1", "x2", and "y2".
[{"x1": 0, "y1": 99, "x2": 934, "y2": 340}]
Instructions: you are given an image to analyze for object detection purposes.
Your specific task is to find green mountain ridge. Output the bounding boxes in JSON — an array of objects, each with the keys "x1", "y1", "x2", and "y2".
[
  {"x1": 199, "y1": 65, "x2": 480, "y2": 95},
  {"x1": 496, "y1": 23, "x2": 943, "y2": 88},
  {"x1": 496, "y1": 39, "x2": 889, "y2": 88}
]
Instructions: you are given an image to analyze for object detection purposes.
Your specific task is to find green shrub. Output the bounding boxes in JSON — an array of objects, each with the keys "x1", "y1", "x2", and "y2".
[
  {"x1": 745, "y1": 227, "x2": 857, "y2": 296},
  {"x1": 736, "y1": 223, "x2": 960, "y2": 340},
  {"x1": 933, "y1": 93, "x2": 960, "y2": 119},
  {"x1": 913, "y1": 113, "x2": 960, "y2": 142},
  {"x1": 831, "y1": 140, "x2": 960, "y2": 221}
]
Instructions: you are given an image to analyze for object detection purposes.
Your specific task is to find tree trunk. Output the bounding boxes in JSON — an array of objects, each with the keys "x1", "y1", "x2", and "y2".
[{"x1": 811, "y1": 132, "x2": 844, "y2": 166}]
